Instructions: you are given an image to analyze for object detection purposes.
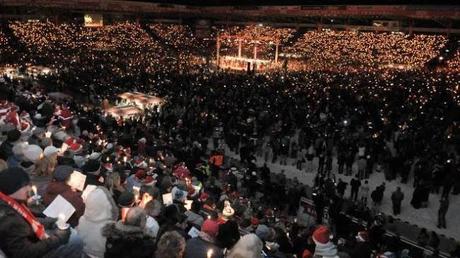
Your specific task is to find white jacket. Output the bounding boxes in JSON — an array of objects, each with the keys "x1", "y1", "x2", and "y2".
[{"x1": 77, "y1": 187, "x2": 118, "y2": 258}]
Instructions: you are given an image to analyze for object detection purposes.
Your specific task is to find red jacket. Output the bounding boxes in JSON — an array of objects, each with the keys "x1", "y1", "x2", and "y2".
[{"x1": 43, "y1": 181, "x2": 85, "y2": 227}]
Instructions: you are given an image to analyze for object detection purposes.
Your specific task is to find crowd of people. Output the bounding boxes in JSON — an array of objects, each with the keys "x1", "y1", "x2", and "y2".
[
  {"x1": 0, "y1": 19, "x2": 459, "y2": 258},
  {"x1": 286, "y1": 30, "x2": 447, "y2": 71}
]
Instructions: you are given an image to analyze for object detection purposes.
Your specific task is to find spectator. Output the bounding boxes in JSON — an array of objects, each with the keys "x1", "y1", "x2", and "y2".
[
  {"x1": 0, "y1": 167, "x2": 81, "y2": 258},
  {"x1": 154, "y1": 231, "x2": 186, "y2": 258},
  {"x1": 391, "y1": 187, "x2": 404, "y2": 215},
  {"x1": 77, "y1": 187, "x2": 118, "y2": 258},
  {"x1": 103, "y1": 207, "x2": 155, "y2": 258},
  {"x1": 43, "y1": 165, "x2": 86, "y2": 227},
  {"x1": 184, "y1": 219, "x2": 223, "y2": 258}
]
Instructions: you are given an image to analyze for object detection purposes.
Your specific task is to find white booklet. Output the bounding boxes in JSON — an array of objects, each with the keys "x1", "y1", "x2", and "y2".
[
  {"x1": 68, "y1": 171, "x2": 87, "y2": 192},
  {"x1": 162, "y1": 193, "x2": 173, "y2": 206},
  {"x1": 43, "y1": 194, "x2": 76, "y2": 223},
  {"x1": 188, "y1": 226, "x2": 200, "y2": 238}
]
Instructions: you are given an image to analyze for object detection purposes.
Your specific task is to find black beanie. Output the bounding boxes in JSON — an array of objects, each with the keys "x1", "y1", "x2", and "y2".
[
  {"x1": 117, "y1": 191, "x2": 135, "y2": 207},
  {"x1": 0, "y1": 167, "x2": 31, "y2": 195},
  {"x1": 7, "y1": 129, "x2": 21, "y2": 142}
]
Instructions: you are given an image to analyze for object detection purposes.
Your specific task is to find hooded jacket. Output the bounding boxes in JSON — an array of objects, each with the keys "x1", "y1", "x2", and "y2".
[
  {"x1": 102, "y1": 221, "x2": 155, "y2": 258},
  {"x1": 77, "y1": 187, "x2": 118, "y2": 258}
]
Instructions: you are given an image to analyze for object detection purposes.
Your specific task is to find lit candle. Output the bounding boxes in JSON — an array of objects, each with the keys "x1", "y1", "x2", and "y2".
[
  {"x1": 207, "y1": 249, "x2": 213, "y2": 258},
  {"x1": 31, "y1": 185, "x2": 37, "y2": 196},
  {"x1": 45, "y1": 131, "x2": 52, "y2": 138}
]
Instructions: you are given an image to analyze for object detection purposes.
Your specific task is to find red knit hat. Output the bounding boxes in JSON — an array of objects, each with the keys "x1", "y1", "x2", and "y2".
[
  {"x1": 69, "y1": 143, "x2": 82, "y2": 153},
  {"x1": 201, "y1": 219, "x2": 219, "y2": 238},
  {"x1": 312, "y1": 225, "x2": 331, "y2": 244}
]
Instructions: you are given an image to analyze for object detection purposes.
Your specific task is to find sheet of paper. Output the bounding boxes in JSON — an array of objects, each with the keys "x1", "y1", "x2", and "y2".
[
  {"x1": 188, "y1": 226, "x2": 200, "y2": 238},
  {"x1": 43, "y1": 195, "x2": 76, "y2": 223},
  {"x1": 68, "y1": 171, "x2": 87, "y2": 192},
  {"x1": 185, "y1": 200, "x2": 193, "y2": 211},
  {"x1": 162, "y1": 193, "x2": 173, "y2": 206},
  {"x1": 81, "y1": 185, "x2": 97, "y2": 201}
]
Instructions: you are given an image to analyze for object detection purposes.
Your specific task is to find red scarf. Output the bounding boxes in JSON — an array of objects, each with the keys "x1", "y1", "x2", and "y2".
[{"x1": 0, "y1": 191, "x2": 48, "y2": 240}]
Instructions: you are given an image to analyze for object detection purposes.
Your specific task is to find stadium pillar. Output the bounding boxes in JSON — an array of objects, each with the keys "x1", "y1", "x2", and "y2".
[
  {"x1": 216, "y1": 36, "x2": 221, "y2": 68},
  {"x1": 275, "y1": 43, "x2": 279, "y2": 63},
  {"x1": 253, "y1": 44, "x2": 257, "y2": 60},
  {"x1": 238, "y1": 39, "x2": 242, "y2": 58}
]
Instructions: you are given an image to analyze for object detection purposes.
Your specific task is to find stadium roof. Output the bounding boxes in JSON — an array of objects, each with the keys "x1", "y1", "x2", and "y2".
[{"x1": 128, "y1": 0, "x2": 459, "y2": 6}]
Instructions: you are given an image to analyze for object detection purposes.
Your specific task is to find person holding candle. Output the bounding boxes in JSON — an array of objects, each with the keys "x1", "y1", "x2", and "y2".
[
  {"x1": 184, "y1": 219, "x2": 223, "y2": 258},
  {"x1": 77, "y1": 187, "x2": 118, "y2": 258},
  {"x1": 0, "y1": 167, "x2": 82, "y2": 258},
  {"x1": 102, "y1": 207, "x2": 155, "y2": 258},
  {"x1": 43, "y1": 165, "x2": 85, "y2": 227}
]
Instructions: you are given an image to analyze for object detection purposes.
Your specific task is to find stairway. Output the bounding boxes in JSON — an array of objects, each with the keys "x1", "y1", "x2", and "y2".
[{"x1": 425, "y1": 36, "x2": 459, "y2": 70}]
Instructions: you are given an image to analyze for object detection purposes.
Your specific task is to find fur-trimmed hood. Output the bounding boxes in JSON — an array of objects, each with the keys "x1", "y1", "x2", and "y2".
[{"x1": 102, "y1": 221, "x2": 146, "y2": 240}]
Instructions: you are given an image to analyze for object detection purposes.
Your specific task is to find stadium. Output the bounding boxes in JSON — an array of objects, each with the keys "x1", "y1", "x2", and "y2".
[{"x1": 0, "y1": 1, "x2": 459, "y2": 258}]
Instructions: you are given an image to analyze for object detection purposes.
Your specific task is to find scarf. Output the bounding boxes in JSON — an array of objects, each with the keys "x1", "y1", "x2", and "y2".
[{"x1": 0, "y1": 191, "x2": 48, "y2": 240}]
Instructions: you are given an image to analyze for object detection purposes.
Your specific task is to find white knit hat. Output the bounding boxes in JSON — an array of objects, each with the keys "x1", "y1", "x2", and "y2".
[
  {"x1": 43, "y1": 146, "x2": 59, "y2": 157},
  {"x1": 24, "y1": 144, "x2": 43, "y2": 163}
]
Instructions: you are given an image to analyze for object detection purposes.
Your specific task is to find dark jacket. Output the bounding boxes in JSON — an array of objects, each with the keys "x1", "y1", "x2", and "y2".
[
  {"x1": 184, "y1": 236, "x2": 224, "y2": 258},
  {"x1": 0, "y1": 141, "x2": 14, "y2": 161},
  {"x1": 102, "y1": 221, "x2": 155, "y2": 258},
  {"x1": 43, "y1": 181, "x2": 85, "y2": 227},
  {"x1": 351, "y1": 241, "x2": 373, "y2": 258},
  {"x1": 0, "y1": 200, "x2": 63, "y2": 258}
]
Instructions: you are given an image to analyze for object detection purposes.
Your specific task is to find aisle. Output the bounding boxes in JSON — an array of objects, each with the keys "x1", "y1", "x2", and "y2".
[{"x1": 221, "y1": 144, "x2": 460, "y2": 243}]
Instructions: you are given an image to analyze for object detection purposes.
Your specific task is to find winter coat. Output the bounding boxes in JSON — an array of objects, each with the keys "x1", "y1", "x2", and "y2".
[
  {"x1": 102, "y1": 221, "x2": 155, "y2": 258},
  {"x1": 184, "y1": 236, "x2": 224, "y2": 258},
  {"x1": 77, "y1": 187, "x2": 118, "y2": 258},
  {"x1": 0, "y1": 200, "x2": 63, "y2": 258},
  {"x1": 351, "y1": 242, "x2": 372, "y2": 258},
  {"x1": 391, "y1": 191, "x2": 404, "y2": 205},
  {"x1": 0, "y1": 141, "x2": 14, "y2": 161},
  {"x1": 43, "y1": 181, "x2": 85, "y2": 227}
]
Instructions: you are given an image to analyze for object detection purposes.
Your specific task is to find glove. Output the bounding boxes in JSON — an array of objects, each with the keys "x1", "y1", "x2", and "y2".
[{"x1": 52, "y1": 228, "x2": 71, "y2": 245}]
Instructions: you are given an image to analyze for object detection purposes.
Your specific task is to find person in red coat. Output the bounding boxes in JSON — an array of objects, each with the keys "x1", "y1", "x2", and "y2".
[{"x1": 43, "y1": 165, "x2": 85, "y2": 227}]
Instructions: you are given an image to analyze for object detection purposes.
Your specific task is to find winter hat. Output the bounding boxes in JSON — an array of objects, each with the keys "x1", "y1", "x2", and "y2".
[
  {"x1": 312, "y1": 225, "x2": 338, "y2": 258},
  {"x1": 44, "y1": 146, "x2": 59, "y2": 157},
  {"x1": 7, "y1": 129, "x2": 21, "y2": 142},
  {"x1": 54, "y1": 165, "x2": 74, "y2": 182},
  {"x1": 83, "y1": 160, "x2": 101, "y2": 175},
  {"x1": 255, "y1": 224, "x2": 271, "y2": 241},
  {"x1": 312, "y1": 225, "x2": 331, "y2": 244},
  {"x1": 32, "y1": 127, "x2": 45, "y2": 136},
  {"x1": 89, "y1": 152, "x2": 101, "y2": 160},
  {"x1": 251, "y1": 217, "x2": 260, "y2": 226},
  {"x1": 0, "y1": 167, "x2": 30, "y2": 195},
  {"x1": 12, "y1": 142, "x2": 27, "y2": 156},
  {"x1": 118, "y1": 191, "x2": 135, "y2": 207},
  {"x1": 201, "y1": 219, "x2": 219, "y2": 238},
  {"x1": 23, "y1": 144, "x2": 43, "y2": 163}
]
